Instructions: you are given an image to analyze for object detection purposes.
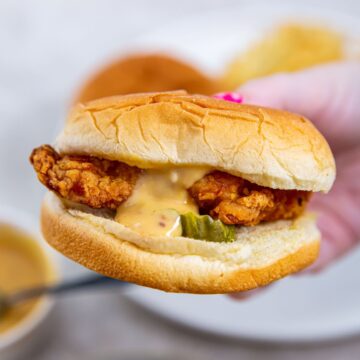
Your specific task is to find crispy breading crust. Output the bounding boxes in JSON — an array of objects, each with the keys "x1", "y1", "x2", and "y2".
[
  {"x1": 189, "y1": 171, "x2": 311, "y2": 226},
  {"x1": 30, "y1": 145, "x2": 140, "y2": 209},
  {"x1": 31, "y1": 147, "x2": 310, "y2": 225}
]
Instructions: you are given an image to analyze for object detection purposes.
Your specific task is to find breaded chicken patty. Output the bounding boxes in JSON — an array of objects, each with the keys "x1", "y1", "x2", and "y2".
[
  {"x1": 30, "y1": 145, "x2": 140, "y2": 209},
  {"x1": 188, "y1": 171, "x2": 311, "y2": 226},
  {"x1": 31, "y1": 147, "x2": 310, "y2": 226}
]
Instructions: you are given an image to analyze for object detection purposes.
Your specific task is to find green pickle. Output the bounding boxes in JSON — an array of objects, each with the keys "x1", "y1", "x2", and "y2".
[{"x1": 180, "y1": 212, "x2": 236, "y2": 243}]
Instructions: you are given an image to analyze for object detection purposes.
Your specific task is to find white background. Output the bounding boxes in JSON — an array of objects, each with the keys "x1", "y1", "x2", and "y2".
[{"x1": 1, "y1": 0, "x2": 360, "y2": 359}]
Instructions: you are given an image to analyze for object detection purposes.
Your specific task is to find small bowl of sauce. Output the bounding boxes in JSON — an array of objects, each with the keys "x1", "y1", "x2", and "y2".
[{"x1": 0, "y1": 206, "x2": 58, "y2": 360}]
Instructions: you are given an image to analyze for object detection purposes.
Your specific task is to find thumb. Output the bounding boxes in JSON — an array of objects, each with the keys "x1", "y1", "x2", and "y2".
[
  {"x1": 237, "y1": 62, "x2": 360, "y2": 151},
  {"x1": 237, "y1": 73, "x2": 296, "y2": 109}
]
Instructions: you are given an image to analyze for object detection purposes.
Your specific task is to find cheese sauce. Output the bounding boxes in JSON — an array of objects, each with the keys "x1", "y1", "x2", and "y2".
[{"x1": 115, "y1": 167, "x2": 210, "y2": 237}]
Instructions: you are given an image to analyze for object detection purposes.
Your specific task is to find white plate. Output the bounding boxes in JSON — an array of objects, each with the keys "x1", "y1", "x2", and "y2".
[
  {"x1": 127, "y1": 249, "x2": 360, "y2": 343},
  {"x1": 129, "y1": 0, "x2": 360, "y2": 75},
  {"x1": 127, "y1": 0, "x2": 360, "y2": 343}
]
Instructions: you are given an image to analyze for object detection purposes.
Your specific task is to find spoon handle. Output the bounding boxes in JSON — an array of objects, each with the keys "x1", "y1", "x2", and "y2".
[{"x1": 9, "y1": 275, "x2": 128, "y2": 305}]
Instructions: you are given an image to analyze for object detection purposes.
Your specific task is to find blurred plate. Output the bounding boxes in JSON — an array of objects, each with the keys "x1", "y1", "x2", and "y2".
[
  {"x1": 130, "y1": 0, "x2": 360, "y2": 75},
  {"x1": 127, "y1": 0, "x2": 360, "y2": 343},
  {"x1": 127, "y1": 249, "x2": 360, "y2": 343}
]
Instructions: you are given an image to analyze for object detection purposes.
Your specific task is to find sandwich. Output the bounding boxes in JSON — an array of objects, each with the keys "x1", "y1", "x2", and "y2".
[{"x1": 30, "y1": 91, "x2": 335, "y2": 293}]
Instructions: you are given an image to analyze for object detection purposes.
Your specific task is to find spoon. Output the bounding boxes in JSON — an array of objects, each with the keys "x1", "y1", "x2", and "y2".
[{"x1": 0, "y1": 275, "x2": 128, "y2": 317}]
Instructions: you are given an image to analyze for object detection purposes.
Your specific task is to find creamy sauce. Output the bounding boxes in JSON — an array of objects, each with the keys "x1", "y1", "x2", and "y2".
[
  {"x1": 0, "y1": 224, "x2": 49, "y2": 334},
  {"x1": 115, "y1": 167, "x2": 210, "y2": 236}
]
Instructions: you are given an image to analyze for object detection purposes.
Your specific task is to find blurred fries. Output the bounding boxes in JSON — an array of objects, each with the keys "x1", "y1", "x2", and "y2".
[{"x1": 222, "y1": 23, "x2": 344, "y2": 89}]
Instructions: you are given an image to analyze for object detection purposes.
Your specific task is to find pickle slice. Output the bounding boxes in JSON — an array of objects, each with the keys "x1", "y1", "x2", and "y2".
[{"x1": 180, "y1": 212, "x2": 235, "y2": 243}]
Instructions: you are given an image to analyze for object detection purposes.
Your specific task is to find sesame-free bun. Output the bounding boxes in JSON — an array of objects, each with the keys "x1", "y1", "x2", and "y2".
[
  {"x1": 57, "y1": 91, "x2": 335, "y2": 192},
  {"x1": 42, "y1": 193, "x2": 320, "y2": 294},
  {"x1": 74, "y1": 54, "x2": 220, "y2": 103}
]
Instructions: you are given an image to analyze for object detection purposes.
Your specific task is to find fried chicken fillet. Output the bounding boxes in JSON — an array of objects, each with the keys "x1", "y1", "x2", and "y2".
[
  {"x1": 30, "y1": 145, "x2": 140, "y2": 209},
  {"x1": 188, "y1": 171, "x2": 311, "y2": 226},
  {"x1": 30, "y1": 147, "x2": 310, "y2": 226}
]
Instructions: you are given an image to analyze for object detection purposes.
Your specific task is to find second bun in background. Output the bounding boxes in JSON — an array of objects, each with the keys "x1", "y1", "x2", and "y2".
[{"x1": 74, "y1": 53, "x2": 220, "y2": 103}]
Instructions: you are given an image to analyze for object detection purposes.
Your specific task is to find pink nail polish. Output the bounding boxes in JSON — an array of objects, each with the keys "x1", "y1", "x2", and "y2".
[{"x1": 213, "y1": 92, "x2": 244, "y2": 104}]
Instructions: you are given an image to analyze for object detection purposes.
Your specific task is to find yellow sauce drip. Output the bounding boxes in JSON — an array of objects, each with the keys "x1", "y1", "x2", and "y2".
[{"x1": 115, "y1": 167, "x2": 210, "y2": 237}]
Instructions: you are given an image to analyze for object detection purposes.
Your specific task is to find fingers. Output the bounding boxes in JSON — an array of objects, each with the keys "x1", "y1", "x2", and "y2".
[
  {"x1": 228, "y1": 287, "x2": 270, "y2": 301},
  {"x1": 237, "y1": 62, "x2": 360, "y2": 151},
  {"x1": 306, "y1": 147, "x2": 360, "y2": 272}
]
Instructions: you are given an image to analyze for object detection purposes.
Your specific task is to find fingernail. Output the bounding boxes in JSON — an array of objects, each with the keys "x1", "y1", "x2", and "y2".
[
  {"x1": 228, "y1": 293, "x2": 253, "y2": 300},
  {"x1": 213, "y1": 92, "x2": 244, "y2": 104},
  {"x1": 228, "y1": 287, "x2": 265, "y2": 301}
]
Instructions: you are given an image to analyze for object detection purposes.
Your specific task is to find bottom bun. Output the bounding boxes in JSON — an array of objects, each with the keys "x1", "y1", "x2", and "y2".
[{"x1": 41, "y1": 193, "x2": 320, "y2": 294}]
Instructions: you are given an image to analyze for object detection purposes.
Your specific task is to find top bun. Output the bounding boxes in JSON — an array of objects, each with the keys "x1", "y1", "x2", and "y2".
[{"x1": 56, "y1": 91, "x2": 335, "y2": 192}]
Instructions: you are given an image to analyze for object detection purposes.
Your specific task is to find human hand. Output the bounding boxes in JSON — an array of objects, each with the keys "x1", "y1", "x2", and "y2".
[{"x1": 227, "y1": 62, "x2": 360, "y2": 297}]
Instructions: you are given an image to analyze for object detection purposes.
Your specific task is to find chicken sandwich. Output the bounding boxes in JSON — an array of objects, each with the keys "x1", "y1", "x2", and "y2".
[{"x1": 30, "y1": 91, "x2": 335, "y2": 293}]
